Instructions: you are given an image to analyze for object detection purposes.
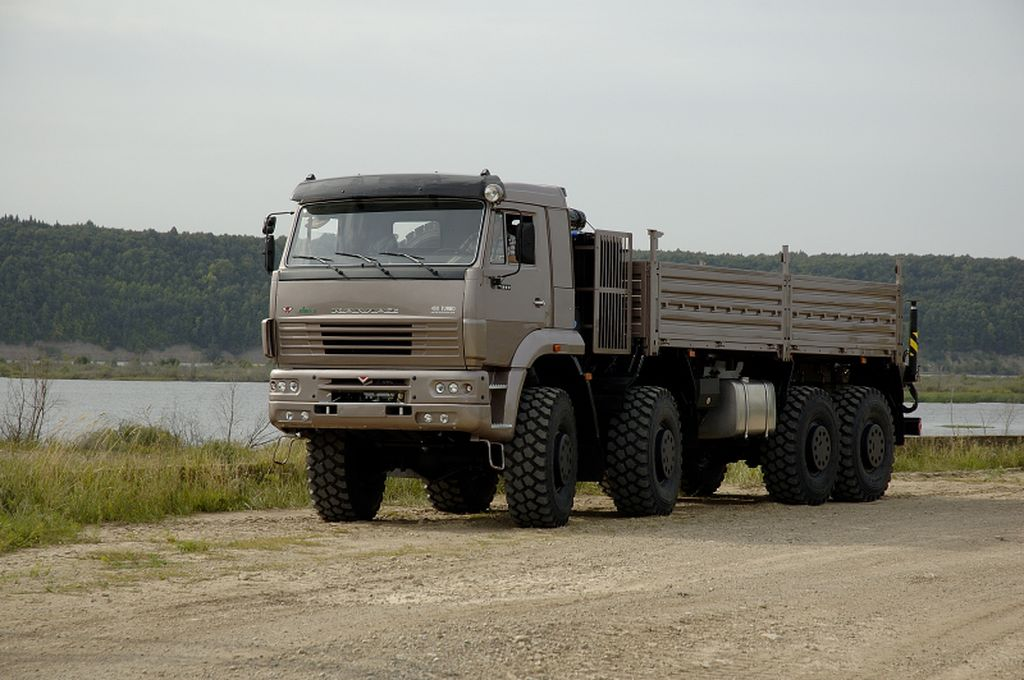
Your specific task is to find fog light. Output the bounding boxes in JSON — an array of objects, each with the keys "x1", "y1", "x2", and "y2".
[
  {"x1": 439, "y1": 413, "x2": 450, "y2": 424},
  {"x1": 433, "y1": 382, "x2": 446, "y2": 395},
  {"x1": 288, "y1": 380, "x2": 299, "y2": 393},
  {"x1": 422, "y1": 413, "x2": 433, "y2": 424},
  {"x1": 284, "y1": 411, "x2": 294, "y2": 421},
  {"x1": 447, "y1": 382, "x2": 459, "y2": 394},
  {"x1": 300, "y1": 411, "x2": 309, "y2": 421},
  {"x1": 464, "y1": 383, "x2": 473, "y2": 394}
]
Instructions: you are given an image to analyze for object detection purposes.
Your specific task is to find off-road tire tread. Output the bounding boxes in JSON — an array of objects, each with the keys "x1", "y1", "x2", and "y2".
[
  {"x1": 761, "y1": 386, "x2": 837, "y2": 506},
  {"x1": 832, "y1": 386, "x2": 894, "y2": 502},
  {"x1": 503, "y1": 387, "x2": 577, "y2": 528},
  {"x1": 425, "y1": 470, "x2": 498, "y2": 514},
  {"x1": 680, "y1": 460, "x2": 728, "y2": 497},
  {"x1": 306, "y1": 431, "x2": 386, "y2": 522},
  {"x1": 602, "y1": 386, "x2": 682, "y2": 516}
]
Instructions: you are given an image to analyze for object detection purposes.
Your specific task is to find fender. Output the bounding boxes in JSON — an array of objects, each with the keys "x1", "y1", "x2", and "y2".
[{"x1": 499, "y1": 329, "x2": 586, "y2": 432}]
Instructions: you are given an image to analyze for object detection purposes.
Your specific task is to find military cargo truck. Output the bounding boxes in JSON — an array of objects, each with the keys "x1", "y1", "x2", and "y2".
[{"x1": 261, "y1": 171, "x2": 921, "y2": 527}]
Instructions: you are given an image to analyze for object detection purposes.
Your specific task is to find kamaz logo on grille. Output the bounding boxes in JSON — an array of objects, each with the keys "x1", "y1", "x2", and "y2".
[{"x1": 330, "y1": 307, "x2": 400, "y2": 314}]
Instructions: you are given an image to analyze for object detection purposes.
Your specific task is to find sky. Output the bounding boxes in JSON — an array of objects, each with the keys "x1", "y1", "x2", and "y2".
[{"x1": 1, "y1": 0, "x2": 1022, "y2": 257}]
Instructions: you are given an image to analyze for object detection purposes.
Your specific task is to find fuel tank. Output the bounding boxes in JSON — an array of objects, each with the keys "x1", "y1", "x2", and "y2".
[{"x1": 698, "y1": 379, "x2": 776, "y2": 440}]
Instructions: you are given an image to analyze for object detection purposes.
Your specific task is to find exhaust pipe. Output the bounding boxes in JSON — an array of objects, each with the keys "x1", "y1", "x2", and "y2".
[
  {"x1": 904, "y1": 300, "x2": 919, "y2": 383},
  {"x1": 903, "y1": 300, "x2": 920, "y2": 414}
]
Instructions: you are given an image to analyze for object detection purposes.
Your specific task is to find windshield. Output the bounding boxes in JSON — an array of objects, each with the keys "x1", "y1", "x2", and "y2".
[{"x1": 286, "y1": 199, "x2": 484, "y2": 270}]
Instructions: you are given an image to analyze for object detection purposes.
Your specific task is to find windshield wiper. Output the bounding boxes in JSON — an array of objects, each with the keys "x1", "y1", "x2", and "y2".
[
  {"x1": 379, "y1": 251, "x2": 440, "y2": 277},
  {"x1": 291, "y1": 255, "x2": 349, "y2": 278},
  {"x1": 336, "y1": 251, "x2": 393, "y2": 278}
]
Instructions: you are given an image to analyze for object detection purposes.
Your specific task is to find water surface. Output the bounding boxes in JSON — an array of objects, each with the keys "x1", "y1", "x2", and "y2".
[{"x1": 2, "y1": 378, "x2": 1021, "y2": 441}]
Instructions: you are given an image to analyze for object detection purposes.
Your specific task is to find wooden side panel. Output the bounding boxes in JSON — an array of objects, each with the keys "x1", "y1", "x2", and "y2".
[
  {"x1": 641, "y1": 261, "x2": 902, "y2": 360},
  {"x1": 790, "y1": 275, "x2": 900, "y2": 357},
  {"x1": 656, "y1": 263, "x2": 785, "y2": 353}
]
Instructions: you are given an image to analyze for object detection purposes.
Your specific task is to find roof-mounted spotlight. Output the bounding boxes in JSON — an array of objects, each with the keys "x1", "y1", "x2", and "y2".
[{"x1": 483, "y1": 183, "x2": 505, "y2": 204}]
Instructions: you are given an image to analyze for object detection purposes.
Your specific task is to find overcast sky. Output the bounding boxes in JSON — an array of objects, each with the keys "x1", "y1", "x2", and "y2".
[{"x1": 1, "y1": 0, "x2": 1022, "y2": 257}]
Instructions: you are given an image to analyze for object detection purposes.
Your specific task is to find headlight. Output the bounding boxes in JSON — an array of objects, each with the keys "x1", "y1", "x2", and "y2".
[
  {"x1": 288, "y1": 380, "x2": 299, "y2": 393},
  {"x1": 434, "y1": 382, "x2": 446, "y2": 395},
  {"x1": 447, "y1": 382, "x2": 459, "y2": 394}
]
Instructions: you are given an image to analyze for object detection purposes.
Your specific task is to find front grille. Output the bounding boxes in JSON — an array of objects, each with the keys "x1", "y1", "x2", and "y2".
[{"x1": 278, "y1": 320, "x2": 459, "y2": 359}]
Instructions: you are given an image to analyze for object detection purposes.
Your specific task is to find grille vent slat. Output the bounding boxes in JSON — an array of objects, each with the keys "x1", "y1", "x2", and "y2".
[{"x1": 278, "y1": 320, "x2": 460, "y2": 358}]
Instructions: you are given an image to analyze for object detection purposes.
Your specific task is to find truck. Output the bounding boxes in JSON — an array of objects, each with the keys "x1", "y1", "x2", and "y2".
[{"x1": 261, "y1": 171, "x2": 922, "y2": 528}]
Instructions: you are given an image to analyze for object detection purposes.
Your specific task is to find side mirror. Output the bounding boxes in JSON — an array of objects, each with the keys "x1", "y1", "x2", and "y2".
[
  {"x1": 262, "y1": 215, "x2": 277, "y2": 274},
  {"x1": 263, "y1": 235, "x2": 276, "y2": 274}
]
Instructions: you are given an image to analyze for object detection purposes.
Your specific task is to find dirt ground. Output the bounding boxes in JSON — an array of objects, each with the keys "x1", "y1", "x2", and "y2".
[{"x1": 2, "y1": 471, "x2": 1023, "y2": 680}]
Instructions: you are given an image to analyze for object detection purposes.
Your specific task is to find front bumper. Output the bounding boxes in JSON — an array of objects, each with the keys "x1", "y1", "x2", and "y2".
[{"x1": 268, "y1": 368, "x2": 496, "y2": 436}]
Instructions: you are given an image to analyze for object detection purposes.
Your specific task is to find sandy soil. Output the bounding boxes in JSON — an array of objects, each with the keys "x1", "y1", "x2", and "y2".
[{"x1": 2, "y1": 471, "x2": 1023, "y2": 679}]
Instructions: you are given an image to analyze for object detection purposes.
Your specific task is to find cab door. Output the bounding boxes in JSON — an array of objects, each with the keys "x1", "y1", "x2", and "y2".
[{"x1": 477, "y1": 205, "x2": 552, "y2": 365}]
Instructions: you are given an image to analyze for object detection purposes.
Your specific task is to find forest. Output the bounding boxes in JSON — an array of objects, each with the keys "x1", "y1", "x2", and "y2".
[{"x1": 1, "y1": 215, "x2": 1021, "y2": 367}]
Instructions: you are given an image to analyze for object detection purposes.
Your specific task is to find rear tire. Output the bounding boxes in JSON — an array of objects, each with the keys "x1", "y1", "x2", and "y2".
[
  {"x1": 603, "y1": 386, "x2": 682, "y2": 516},
  {"x1": 761, "y1": 386, "x2": 839, "y2": 505},
  {"x1": 503, "y1": 387, "x2": 578, "y2": 528},
  {"x1": 680, "y1": 455, "x2": 727, "y2": 497},
  {"x1": 425, "y1": 468, "x2": 499, "y2": 514},
  {"x1": 305, "y1": 430, "x2": 386, "y2": 522},
  {"x1": 832, "y1": 386, "x2": 894, "y2": 502}
]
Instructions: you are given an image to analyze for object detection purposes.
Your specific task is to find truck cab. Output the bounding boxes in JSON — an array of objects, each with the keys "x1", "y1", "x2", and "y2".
[{"x1": 263, "y1": 172, "x2": 593, "y2": 524}]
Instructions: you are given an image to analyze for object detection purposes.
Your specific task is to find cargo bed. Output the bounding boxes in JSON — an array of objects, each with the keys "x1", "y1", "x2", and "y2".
[{"x1": 630, "y1": 250, "x2": 902, "y2": 361}]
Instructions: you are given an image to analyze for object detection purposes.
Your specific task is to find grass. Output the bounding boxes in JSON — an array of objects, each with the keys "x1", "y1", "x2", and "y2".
[
  {"x1": 0, "y1": 431, "x2": 310, "y2": 554},
  {"x1": 916, "y1": 374, "x2": 1024, "y2": 404},
  {"x1": 895, "y1": 436, "x2": 1024, "y2": 472},
  {"x1": 3, "y1": 425, "x2": 1022, "y2": 556},
  {"x1": 92, "y1": 550, "x2": 168, "y2": 569}
]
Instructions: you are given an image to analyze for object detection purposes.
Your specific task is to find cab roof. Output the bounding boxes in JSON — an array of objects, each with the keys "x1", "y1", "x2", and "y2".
[{"x1": 291, "y1": 173, "x2": 568, "y2": 209}]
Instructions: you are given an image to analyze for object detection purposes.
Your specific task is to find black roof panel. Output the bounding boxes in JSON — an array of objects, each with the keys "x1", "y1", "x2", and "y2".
[{"x1": 291, "y1": 173, "x2": 502, "y2": 204}]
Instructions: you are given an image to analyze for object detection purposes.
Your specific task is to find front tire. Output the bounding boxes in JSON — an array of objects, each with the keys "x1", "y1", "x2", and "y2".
[
  {"x1": 832, "y1": 386, "x2": 895, "y2": 502},
  {"x1": 503, "y1": 387, "x2": 578, "y2": 528},
  {"x1": 761, "y1": 386, "x2": 839, "y2": 505},
  {"x1": 305, "y1": 430, "x2": 386, "y2": 522},
  {"x1": 603, "y1": 386, "x2": 682, "y2": 516}
]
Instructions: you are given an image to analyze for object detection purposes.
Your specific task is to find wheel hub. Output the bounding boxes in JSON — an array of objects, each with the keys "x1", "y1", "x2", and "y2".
[
  {"x1": 554, "y1": 432, "x2": 575, "y2": 488},
  {"x1": 807, "y1": 424, "x2": 832, "y2": 471},
  {"x1": 863, "y1": 423, "x2": 886, "y2": 468},
  {"x1": 655, "y1": 428, "x2": 677, "y2": 481}
]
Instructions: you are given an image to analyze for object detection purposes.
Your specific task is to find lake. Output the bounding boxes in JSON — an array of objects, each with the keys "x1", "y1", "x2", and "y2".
[
  {"x1": 0, "y1": 377, "x2": 270, "y2": 443},
  {"x1": 1, "y1": 378, "x2": 1022, "y2": 441}
]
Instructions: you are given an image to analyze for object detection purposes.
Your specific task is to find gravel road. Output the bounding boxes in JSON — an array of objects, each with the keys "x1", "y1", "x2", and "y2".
[{"x1": 2, "y1": 471, "x2": 1023, "y2": 679}]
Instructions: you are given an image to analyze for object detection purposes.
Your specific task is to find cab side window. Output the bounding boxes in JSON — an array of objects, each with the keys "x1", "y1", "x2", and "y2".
[{"x1": 492, "y1": 213, "x2": 536, "y2": 265}]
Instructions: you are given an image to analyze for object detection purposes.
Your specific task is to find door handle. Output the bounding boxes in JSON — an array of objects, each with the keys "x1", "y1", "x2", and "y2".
[{"x1": 533, "y1": 298, "x2": 546, "y2": 308}]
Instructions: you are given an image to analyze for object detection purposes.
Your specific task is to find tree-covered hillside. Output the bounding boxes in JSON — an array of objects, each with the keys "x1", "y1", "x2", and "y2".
[
  {"x1": 1, "y1": 215, "x2": 1021, "y2": 364},
  {"x1": 0, "y1": 215, "x2": 273, "y2": 354}
]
